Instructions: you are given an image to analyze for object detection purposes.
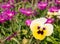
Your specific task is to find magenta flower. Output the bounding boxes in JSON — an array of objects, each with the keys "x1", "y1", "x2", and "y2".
[
  {"x1": 8, "y1": 0, "x2": 15, "y2": 5},
  {"x1": 0, "y1": 15, "x2": 5, "y2": 23},
  {"x1": 20, "y1": 8, "x2": 35, "y2": 16},
  {"x1": 48, "y1": 6, "x2": 58, "y2": 12},
  {"x1": 45, "y1": 18, "x2": 55, "y2": 24},
  {"x1": 0, "y1": 9, "x2": 16, "y2": 23},
  {"x1": 46, "y1": 0, "x2": 52, "y2": 3},
  {"x1": 55, "y1": 0, "x2": 60, "y2": 4},
  {"x1": 1, "y1": 2, "x2": 14, "y2": 9},
  {"x1": 25, "y1": 19, "x2": 32, "y2": 26},
  {"x1": 2, "y1": 10, "x2": 16, "y2": 20},
  {"x1": 1, "y1": 3, "x2": 11, "y2": 9},
  {"x1": 37, "y1": 2, "x2": 47, "y2": 10}
]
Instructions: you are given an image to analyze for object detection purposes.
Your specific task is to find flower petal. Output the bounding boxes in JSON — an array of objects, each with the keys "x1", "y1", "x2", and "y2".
[
  {"x1": 30, "y1": 18, "x2": 44, "y2": 31},
  {"x1": 32, "y1": 31, "x2": 46, "y2": 40},
  {"x1": 44, "y1": 24, "x2": 53, "y2": 36},
  {"x1": 39, "y1": 17, "x2": 47, "y2": 24}
]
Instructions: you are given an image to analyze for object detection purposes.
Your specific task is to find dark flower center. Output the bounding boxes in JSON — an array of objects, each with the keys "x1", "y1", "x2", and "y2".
[
  {"x1": 43, "y1": 27, "x2": 46, "y2": 30},
  {"x1": 37, "y1": 26, "x2": 40, "y2": 29},
  {"x1": 37, "y1": 30, "x2": 44, "y2": 35}
]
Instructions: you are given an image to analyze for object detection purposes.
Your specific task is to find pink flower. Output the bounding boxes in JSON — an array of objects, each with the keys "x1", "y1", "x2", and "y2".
[
  {"x1": 25, "y1": 19, "x2": 32, "y2": 26},
  {"x1": 55, "y1": 0, "x2": 60, "y2": 4},
  {"x1": 20, "y1": 8, "x2": 36, "y2": 16},
  {"x1": 1, "y1": 10, "x2": 16, "y2": 20},
  {"x1": 1, "y1": 2, "x2": 14, "y2": 9},
  {"x1": 37, "y1": 2, "x2": 47, "y2": 10},
  {"x1": 45, "y1": 18, "x2": 55, "y2": 24},
  {"x1": 48, "y1": 6, "x2": 58, "y2": 12},
  {"x1": 8, "y1": 0, "x2": 15, "y2": 4},
  {"x1": 1, "y1": 3, "x2": 11, "y2": 9},
  {"x1": 0, "y1": 9, "x2": 16, "y2": 23},
  {"x1": 0, "y1": 15, "x2": 5, "y2": 23}
]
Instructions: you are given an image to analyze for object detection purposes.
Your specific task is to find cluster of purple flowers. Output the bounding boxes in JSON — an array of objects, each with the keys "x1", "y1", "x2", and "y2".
[
  {"x1": 19, "y1": 2, "x2": 48, "y2": 16},
  {"x1": 19, "y1": 0, "x2": 60, "y2": 16},
  {"x1": 0, "y1": 0, "x2": 16, "y2": 23},
  {"x1": 0, "y1": 0, "x2": 60, "y2": 24},
  {"x1": 19, "y1": 0, "x2": 60, "y2": 26},
  {"x1": 0, "y1": 10, "x2": 16, "y2": 23}
]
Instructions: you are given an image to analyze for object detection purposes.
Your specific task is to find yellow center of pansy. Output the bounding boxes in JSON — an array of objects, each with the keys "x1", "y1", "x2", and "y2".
[{"x1": 31, "y1": 23, "x2": 48, "y2": 40}]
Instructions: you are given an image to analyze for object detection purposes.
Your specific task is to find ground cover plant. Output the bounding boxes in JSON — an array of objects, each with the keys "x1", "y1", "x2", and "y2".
[{"x1": 0, "y1": 0, "x2": 60, "y2": 44}]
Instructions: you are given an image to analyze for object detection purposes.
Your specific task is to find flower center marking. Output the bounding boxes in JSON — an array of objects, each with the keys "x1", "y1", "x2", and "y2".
[
  {"x1": 43, "y1": 27, "x2": 46, "y2": 30},
  {"x1": 37, "y1": 30, "x2": 44, "y2": 35},
  {"x1": 37, "y1": 26, "x2": 40, "y2": 29}
]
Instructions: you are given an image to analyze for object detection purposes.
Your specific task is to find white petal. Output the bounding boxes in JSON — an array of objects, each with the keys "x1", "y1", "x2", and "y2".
[
  {"x1": 58, "y1": 10, "x2": 60, "y2": 13},
  {"x1": 39, "y1": 17, "x2": 47, "y2": 24},
  {"x1": 30, "y1": 18, "x2": 44, "y2": 31},
  {"x1": 58, "y1": 10, "x2": 60, "y2": 15},
  {"x1": 44, "y1": 24, "x2": 53, "y2": 36},
  {"x1": 31, "y1": 17, "x2": 47, "y2": 24},
  {"x1": 57, "y1": 16, "x2": 60, "y2": 19}
]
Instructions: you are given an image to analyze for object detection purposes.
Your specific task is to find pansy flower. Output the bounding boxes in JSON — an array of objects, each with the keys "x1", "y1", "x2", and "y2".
[{"x1": 30, "y1": 17, "x2": 53, "y2": 40}]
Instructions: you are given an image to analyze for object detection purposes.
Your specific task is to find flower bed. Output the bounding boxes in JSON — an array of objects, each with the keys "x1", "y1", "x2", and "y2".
[{"x1": 0, "y1": 0, "x2": 60, "y2": 44}]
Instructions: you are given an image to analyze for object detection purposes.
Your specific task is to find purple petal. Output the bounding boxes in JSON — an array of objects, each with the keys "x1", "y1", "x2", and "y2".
[
  {"x1": 48, "y1": 6, "x2": 58, "y2": 12},
  {"x1": 37, "y1": 2, "x2": 47, "y2": 10},
  {"x1": 25, "y1": 19, "x2": 32, "y2": 26},
  {"x1": 45, "y1": 18, "x2": 55, "y2": 24},
  {"x1": 20, "y1": 8, "x2": 34, "y2": 16},
  {"x1": 0, "y1": 15, "x2": 6, "y2": 23},
  {"x1": 55, "y1": 0, "x2": 60, "y2": 4}
]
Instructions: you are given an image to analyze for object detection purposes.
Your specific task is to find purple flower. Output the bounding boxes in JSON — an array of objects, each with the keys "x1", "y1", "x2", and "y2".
[
  {"x1": 1, "y1": 2, "x2": 14, "y2": 9},
  {"x1": 20, "y1": 8, "x2": 35, "y2": 16},
  {"x1": 8, "y1": 0, "x2": 15, "y2": 5},
  {"x1": 0, "y1": 15, "x2": 5, "y2": 23},
  {"x1": 46, "y1": 0, "x2": 52, "y2": 3},
  {"x1": 25, "y1": 19, "x2": 32, "y2": 26},
  {"x1": 48, "y1": 6, "x2": 58, "y2": 12},
  {"x1": 55, "y1": 0, "x2": 60, "y2": 4},
  {"x1": 2, "y1": 10, "x2": 16, "y2": 20},
  {"x1": 0, "y1": 9, "x2": 16, "y2": 22},
  {"x1": 45, "y1": 18, "x2": 54, "y2": 24},
  {"x1": 37, "y1": 2, "x2": 47, "y2": 10}
]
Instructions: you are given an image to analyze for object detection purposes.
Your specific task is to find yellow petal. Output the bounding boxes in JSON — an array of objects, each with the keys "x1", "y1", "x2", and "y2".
[
  {"x1": 32, "y1": 31, "x2": 46, "y2": 40},
  {"x1": 30, "y1": 22, "x2": 41, "y2": 31}
]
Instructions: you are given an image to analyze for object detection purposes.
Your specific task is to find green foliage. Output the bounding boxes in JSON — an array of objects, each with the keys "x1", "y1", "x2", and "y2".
[{"x1": 0, "y1": 0, "x2": 60, "y2": 44}]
